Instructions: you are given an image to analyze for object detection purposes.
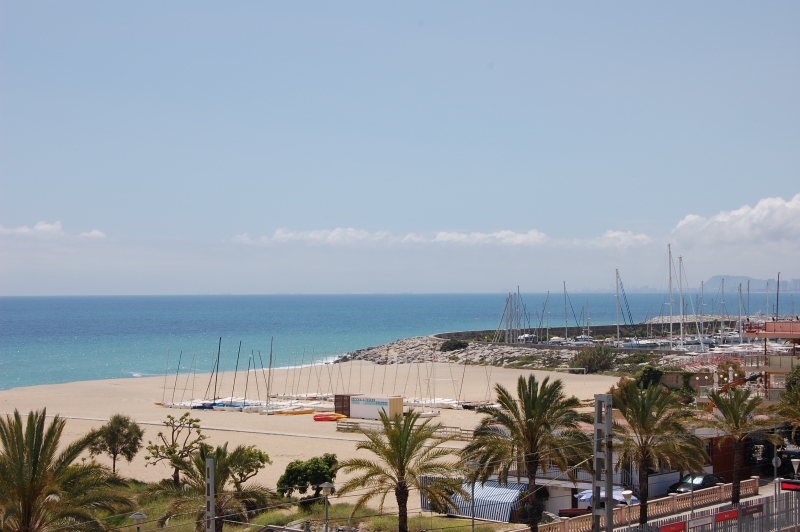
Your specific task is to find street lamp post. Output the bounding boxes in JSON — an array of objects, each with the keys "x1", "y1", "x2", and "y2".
[
  {"x1": 466, "y1": 460, "x2": 480, "y2": 532},
  {"x1": 320, "y1": 482, "x2": 334, "y2": 532},
  {"x1": 792, "y1": 459, "x2": 800, "y2": 532},
  {"x1": 130, "y1": 512, "x2": 147, "y2": 532},
  {"x1": 621, "y1": 490, "x2": 633, "y2": 530}
]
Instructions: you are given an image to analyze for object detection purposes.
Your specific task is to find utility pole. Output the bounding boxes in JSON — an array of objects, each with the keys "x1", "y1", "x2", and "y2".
[
  {"x1": 206, "y1": 458, "x2": 215, "y2": 532},
  {"x1": 593, "y1": 394, "x2": 614, "y2": 532}
]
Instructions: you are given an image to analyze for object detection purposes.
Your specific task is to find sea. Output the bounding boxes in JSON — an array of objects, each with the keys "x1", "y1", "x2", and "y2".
[{"x1": 0, "y1": 291, "x2": 791, "y2": 390}]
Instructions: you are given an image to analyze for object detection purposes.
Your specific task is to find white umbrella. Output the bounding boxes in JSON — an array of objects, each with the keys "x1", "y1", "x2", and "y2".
[{"x1": 576, "y1": 489, "x2": 639, "y2": 504}]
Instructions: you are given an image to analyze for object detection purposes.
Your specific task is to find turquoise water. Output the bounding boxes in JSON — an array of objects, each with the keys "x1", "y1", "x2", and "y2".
[{"x1": 0, "y1": 292, "x2": 784, "y2": 390}]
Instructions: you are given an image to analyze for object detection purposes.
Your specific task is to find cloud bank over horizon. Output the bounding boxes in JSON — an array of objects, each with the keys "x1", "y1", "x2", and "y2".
[{"x1": 2, "y1": 195, "x2": 799, "y2": 295}]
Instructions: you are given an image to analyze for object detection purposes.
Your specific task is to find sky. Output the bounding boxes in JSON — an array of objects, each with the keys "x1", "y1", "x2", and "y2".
[{"x1": 1, "y1": 2, "x2": 799, "y2": 296}]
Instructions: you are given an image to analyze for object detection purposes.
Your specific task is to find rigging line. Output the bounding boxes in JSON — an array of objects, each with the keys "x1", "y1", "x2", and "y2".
[
  {"x1": 337, "y1": 352, "x2": 346, "y2": 394},
  {"x1": 326, "y1": 353, "x2": 334, "y2": 396},
  {"x1": 162, "y1": 349, "x2": 170, "y2": 404},
  {"x1": 243, "y1": 353, "x2": 252, "y2": 404},
  {"x1": 296, "y1": 348, "x2": 306, "y2": 398},
  {"x1": 306, "y1": 349, "x2": 315, "y2": 395},
  {"x1": 180, "y1": 352, "x2": 196, "y2": 404},
  {"x1": 381, "y1": 346, "x2": 389, "y2": 394},
  {"x1": 348, "y1": 353, "x2": 354, "y2": 393},
  {"x1": 458, "y1": 356, "x2": 468, "y2": 404},
  {"x1": 190, "y1": 352, "x2": 197, "y2": 403},
  {"x1": 267, "y1": 338, "x2": 274, "y2": 402},
  {"x1": 283, "y1": 349, "x2": 291, "y2": 397},
  {"x1": 171, "y1": 351, "x2": 183, "y2": 405},
  {"x1": 205, "y1": 337, "x2": 221, "y2": 400},
  {"x1": 370, "y1": 358, "x2": 377, "y2": 394},
  {"x1": 447, "y1": 356, "x2": 458, "y2": 400},
  {"x1": 402, "y1": 354, "x2": 413, "y2": 397},
  {"x1": 253, "y1": 351, "x2": 262, "y2": 402},
  {"x1": 228, "y1": 340, "x2": 242, "y2": 406},
  {"x1": 257, "y1": 350, "x2": 268, "y2": 401},
  {"x1": 217, "y1": 339, "x2": 230, "y2": 402},
  {"x1": 564, "y1": 289, "x2": 581, "y2": 329}
]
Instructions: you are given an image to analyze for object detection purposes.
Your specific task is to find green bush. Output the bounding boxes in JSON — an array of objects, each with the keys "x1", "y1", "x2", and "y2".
[
  {"x1": 440, "y1": 339, "x2": 469, "y2": 352},
  {"x1": 619, "y1": 352, "x2": 650, "y2": 365},
  {"x1": 786, "y1": 365, "x2": 800, "y2": 393},
  {"x1": 636, "y1": 365, "x2": 664, "y2": 389},
  {"x1": 569, "y1": 345, "x2": 616, "y2": 373}
]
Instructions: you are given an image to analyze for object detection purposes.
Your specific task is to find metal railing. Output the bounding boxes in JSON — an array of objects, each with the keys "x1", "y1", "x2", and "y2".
[
  {"x1": 535, "y1": 476, "x2": 761, "y2": 532},
  {"x1": 335, "y1": 420, "x2": 474, "y2": 441}
]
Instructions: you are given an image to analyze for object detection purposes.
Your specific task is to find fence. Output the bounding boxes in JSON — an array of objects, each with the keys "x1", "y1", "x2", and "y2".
[
  {"x1": 641, "y1": 491, "x2": 800, "y2": 532},
  {"x1": 336, "y1": 420, "x2": 474, "y2": 441},
  {"x1": 534, "y1": 477, "x2": 761, "y2": 532}
]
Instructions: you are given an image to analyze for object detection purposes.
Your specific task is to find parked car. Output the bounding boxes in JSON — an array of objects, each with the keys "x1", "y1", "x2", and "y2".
[
  {"x1": 776, "y1": 449, "x2": 800, "y2": 478},
  {"x1": 667, "y1": 474, "x2": 725, "y2": 494}
]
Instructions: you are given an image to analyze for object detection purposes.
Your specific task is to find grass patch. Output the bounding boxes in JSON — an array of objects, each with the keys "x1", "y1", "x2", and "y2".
[{"x1": 366, "y1": 515, "x2": 506, "y2": 532}]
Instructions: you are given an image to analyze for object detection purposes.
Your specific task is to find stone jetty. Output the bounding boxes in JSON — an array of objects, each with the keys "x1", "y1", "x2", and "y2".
[{"x1": 337, "y1": 336, "x2": 572, "y2": 368}]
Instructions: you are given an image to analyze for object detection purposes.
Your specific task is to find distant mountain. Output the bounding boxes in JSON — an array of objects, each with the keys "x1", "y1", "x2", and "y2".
[{"x1": 704, "y1": 275, "x2": 799, "y2": 292}]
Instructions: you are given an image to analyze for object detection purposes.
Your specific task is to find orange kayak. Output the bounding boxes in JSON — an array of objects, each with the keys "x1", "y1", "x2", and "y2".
[{"x1": 314, "y1": 413, "x2": 347, "y2": 421}]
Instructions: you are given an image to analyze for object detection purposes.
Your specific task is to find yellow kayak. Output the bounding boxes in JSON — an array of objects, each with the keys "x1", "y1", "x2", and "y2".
[{"x1": 275, "y1": 408, "x2": 315, "y2": 415}]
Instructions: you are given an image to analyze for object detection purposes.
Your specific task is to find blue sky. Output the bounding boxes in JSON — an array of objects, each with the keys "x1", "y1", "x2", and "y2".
[{"x1": 1, "y1": 2, "x2": 799, "y2": 295}]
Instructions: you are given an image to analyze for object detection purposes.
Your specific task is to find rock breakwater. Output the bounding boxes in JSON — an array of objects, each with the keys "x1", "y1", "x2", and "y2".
[{"x1": 337, "y1": 336, "x2": 572, "y2": 368}]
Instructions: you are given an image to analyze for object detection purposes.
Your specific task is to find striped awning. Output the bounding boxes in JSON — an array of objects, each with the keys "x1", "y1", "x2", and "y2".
[{"x1": 420, "y1": 479, "x2": 527, "y2": 523}]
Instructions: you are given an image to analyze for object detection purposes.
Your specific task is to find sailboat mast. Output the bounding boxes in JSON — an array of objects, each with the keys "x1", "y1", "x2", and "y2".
[
  {"x1": 587, "y1": 301, "x2": 591, "y2": 338},
  {"x1": 668, "y1": 244, "x2": 673, "y2": 351},
  {"x1": 721, "y1": 279, "x2": 725, "y2": 344},
  {"x1": 777, "y1": 272, "x2": 781, "y2": 319},
  {"x1": 563, "y1": 282, "x2": 568, "y2": 341},
  {"x1": 546, "y1": 291, "x2": 550, "y2": 342},
  {"x1": 678, "y1": 255, "x2": 684, "y2": 346},
  {"x1": 700, "y1": 281, "x2": 705, "y2": 338},
  {"x1": 615, "y1": 269, "x2": 621, "y2": 342},
  {"x1": 738, "y1": 284, "x2": 743, "y2": 344}
]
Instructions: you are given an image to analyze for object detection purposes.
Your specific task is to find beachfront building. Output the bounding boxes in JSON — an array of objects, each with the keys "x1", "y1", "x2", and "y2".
[
  {"x1": 741, "y1": 320, "x2": 800, "y2": 404},
  {"x1": 420, "y1": 453, "x2": 713, "y2": 522}
]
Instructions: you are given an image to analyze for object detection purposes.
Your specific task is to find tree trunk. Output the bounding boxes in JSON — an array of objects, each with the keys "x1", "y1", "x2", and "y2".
[
  {"x1": 215, "y1": 515, "x2": 225, "y2": 532},
  {"x1": 525, "y1": 457, "x2": 541, "y2": 532},
  {"x1": 638, "y1": 458, "x2": 650, "y2": 526},
  {"x1": 395, "y1": 484, "x2": 409, "y2": 532},
  {"x1": 173, "y1": 466, "x2": 181, "y2": 487},
  {"x1": 112, "y1": 452, "x2": 117, "y2": 474},
  {"x1": 731, "y1": 438, "x2": 743, "y2": 505}
]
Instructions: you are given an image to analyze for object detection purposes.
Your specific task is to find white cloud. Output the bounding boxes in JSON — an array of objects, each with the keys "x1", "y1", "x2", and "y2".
[
  {"x1": 79, "y1": 230, "x2": 107, "y2": 238},
  {"x1": 233, "y1": 227, "x2": 550, "y2": 246},
  {"x1": 672, "y1": 193, "x2": 800, "y2": 246},
  {"x1": 0, "y1": 221, "x2": 109, "y2": 239},
  {"x1": 585, "y1": 230, "x2": 652, "y2": 248},
  {"x1": 0, "y1": 221, "x2": 65, "y2": 236},
  {"x1": 429, "y1": 229, "x2": 548, "y2": 245},
  {"x1": 271, "y1": 227, "x2": 392, "y2": 245}
]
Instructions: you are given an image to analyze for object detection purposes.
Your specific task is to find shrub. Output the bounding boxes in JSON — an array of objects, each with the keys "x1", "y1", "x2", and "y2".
[
  {"x1": 569, "y1": 345, "x2": 616, "y2": 373},
  {"x1": 619, "y1": 352, "x2": 650, "y2": 365},
  {"x1": 440, "y1": 339, "x2": 469, "y2": 352},
  {"x1": 786, "y1": 365, "x2": 800, "y2": 392},
  {"x1": 636, "y1": 365, "x2": 664, "y2": 389}
]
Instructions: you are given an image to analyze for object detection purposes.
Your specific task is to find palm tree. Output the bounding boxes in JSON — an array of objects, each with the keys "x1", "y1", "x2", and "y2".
[
  {"x1": 146, "y1": 443, "x2": 274, "y2": 532},
  {"x1": 612, "y1": 381, "x2": 707, "y2": 525},
  {"x1": 0, "y1": 409, "x2": 131, "y2": 532},
  {"x1": 771, "y1": 385, "x2": 800, "y2": 444},
  {"x1": 336, "y1": 410, "x2": 465, "y2": 532},
  {"x1": 704, "y1": 387, "x2": 781, "y2": 505},
  {"x1": 462, "y1": 375, "x2": 592, "y2": 532}
]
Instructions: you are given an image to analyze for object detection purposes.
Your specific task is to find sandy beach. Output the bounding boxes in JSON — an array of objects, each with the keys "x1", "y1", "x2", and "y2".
[{"x1": 0, "y1": 361, "x2": 619, "y2": 512}]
